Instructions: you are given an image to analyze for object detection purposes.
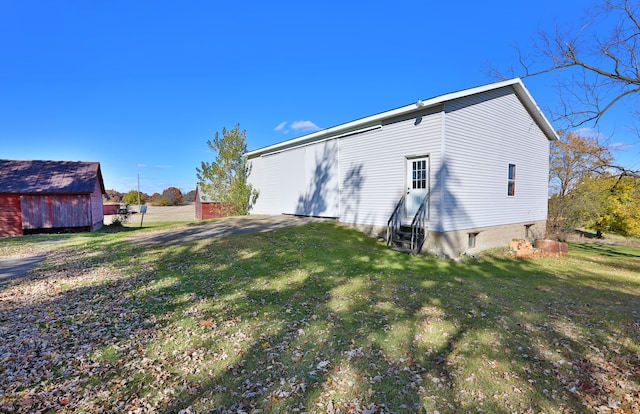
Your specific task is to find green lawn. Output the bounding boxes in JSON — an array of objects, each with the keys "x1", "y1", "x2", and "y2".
[{"x1": 1, "y1": 222, "x2": 639, "y2": 413}]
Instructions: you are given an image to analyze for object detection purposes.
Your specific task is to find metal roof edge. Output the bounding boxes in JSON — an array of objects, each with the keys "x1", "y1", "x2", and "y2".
[
  {"x1": 95, "y1": 163, "x2": 106, "y2": 195},
  {"x1": 509, "y1": 79, "x2": 560, "y2": 141}
]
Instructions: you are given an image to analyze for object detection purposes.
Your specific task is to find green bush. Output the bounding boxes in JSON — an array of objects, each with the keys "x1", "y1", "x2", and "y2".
[{"x1": 108, "y1": 213, "x2": 130, "y2": 227}]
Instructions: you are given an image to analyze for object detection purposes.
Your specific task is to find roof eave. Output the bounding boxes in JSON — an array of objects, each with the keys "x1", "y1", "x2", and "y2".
[
  {"x1": 245, "y1": 78, "x2": 558, "y2": 158},
  {"x1": 509, "y1": 80, "x2": 559, "y2": 141},
  {"x1": 95, "y1": 164, "x2": 107, "y2": 195}
]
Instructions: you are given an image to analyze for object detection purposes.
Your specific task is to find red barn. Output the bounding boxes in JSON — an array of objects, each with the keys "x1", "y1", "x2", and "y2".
[
  {"x1": 0, "y1": 160, "x2": 106, "y2": 236},
  {"x1": 195, "y1": 185, "x2": 232, "y2": 220}
]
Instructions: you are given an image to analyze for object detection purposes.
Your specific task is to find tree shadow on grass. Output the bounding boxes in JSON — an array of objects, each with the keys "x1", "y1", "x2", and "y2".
[
  {"x1": 561, "y1": 242, "x2": 640, "y2": 280},
  {"x1": 137, "y1": 227, "x2": 639, "y2": 413},
  {"x1": 570, "y1": 242, "x2": 640, "y2": 258},
  {"x1": 1, "y1": 225, "x2": 639, "y2": 412}
]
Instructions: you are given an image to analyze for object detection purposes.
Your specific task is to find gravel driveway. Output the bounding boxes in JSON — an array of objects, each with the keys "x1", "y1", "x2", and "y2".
[
  {"x1": 127, "y1": 215, "x2": 332, "y2": 246},
  {"x1": 0, "y1": 212, "x2": 330, "y2": 284},
  {"x1": 0, "y1": 256, "x2": 45, "y2": 283}
]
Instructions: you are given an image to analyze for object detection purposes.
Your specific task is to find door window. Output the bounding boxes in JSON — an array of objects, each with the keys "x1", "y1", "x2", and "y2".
[{"x1": 412, "y1": 160, "x2": 427, "y2": 189}]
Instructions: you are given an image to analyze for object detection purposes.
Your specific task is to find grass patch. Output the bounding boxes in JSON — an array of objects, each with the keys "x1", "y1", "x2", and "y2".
[{"x1": 1, "y1": 222, "x2": 639, "y2": 413}]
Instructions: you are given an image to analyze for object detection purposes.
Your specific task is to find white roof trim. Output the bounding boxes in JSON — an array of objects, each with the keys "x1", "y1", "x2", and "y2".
[
  {"x1": 260, "y1": 124, "x2": 383, "y2": 158},
  {"x1": 245, "y1": 78, "x2": 558, "y2": 158}
]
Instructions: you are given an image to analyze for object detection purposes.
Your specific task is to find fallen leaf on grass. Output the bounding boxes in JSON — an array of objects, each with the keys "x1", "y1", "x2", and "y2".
[{"x1": 199, "y1": 319, "x2": 215, "y2": 328}]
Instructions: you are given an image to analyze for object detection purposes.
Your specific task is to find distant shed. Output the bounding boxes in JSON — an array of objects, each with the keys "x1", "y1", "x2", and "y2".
[
  {"x1": 0, "y1": 160, "x2": 106, "y2": 236},
  {"x1": 103, "y1": 203, "x2": 120, "y2": 215},
  {"x1": 195, "y1": 185, "x2": 231, "y2": 220}
]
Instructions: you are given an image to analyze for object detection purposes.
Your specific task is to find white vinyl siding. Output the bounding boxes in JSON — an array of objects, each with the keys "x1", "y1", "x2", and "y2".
[
  {"x1": 248, "y1": 140, "x2": 339, "y2": 217},
  {"x1": 299, "y1": 140, "x2": 340, "y2": 217},
  {"x1": 339, "y1": 110, "x2": 442, "y2": 227},
  {"x1": 248, "y1": 148, "x2": 305, "y2": 215},
  {"x1": 247, "y1": 81, "x2": 553, "y2": 244},
  {"x1": 441, "y1": 87, "x2": 550, "y2": 231}
]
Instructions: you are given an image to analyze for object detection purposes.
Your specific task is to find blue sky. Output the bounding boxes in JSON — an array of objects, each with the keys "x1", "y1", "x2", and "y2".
[{"x1": 1, "y1": 0, "x2": 637, "y2": 195}]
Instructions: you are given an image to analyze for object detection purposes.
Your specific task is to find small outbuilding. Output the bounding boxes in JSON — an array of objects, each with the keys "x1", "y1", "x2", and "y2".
[
  {"x1": 0, "y1": 160, "x2": 106, "y2": 236},
  {"x1": 194, "y1": 185, "x2": 231, "y2": 220}
]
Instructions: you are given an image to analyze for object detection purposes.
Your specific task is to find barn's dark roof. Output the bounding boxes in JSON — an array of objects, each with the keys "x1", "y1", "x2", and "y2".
[{"x1": 0, "y1": 160, "x2": 106, "y2": 195}]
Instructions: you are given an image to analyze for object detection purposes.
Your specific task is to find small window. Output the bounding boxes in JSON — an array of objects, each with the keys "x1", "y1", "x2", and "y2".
[
  {"x1": 468, "y1": 232, "x2": 478, "y2": 248},
  {"x1": 507, "y1": 164, "x2": 516, "y2": 196},
  {"x1": 412, "y1": 160, "x2": 427, "y2": 189},
  {"x1": 524, "y1": 224, "x2": 533, "y2": 238}
]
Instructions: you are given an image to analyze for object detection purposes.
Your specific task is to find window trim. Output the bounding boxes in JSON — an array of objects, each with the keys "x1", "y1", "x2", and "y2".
[
  {"x1": 524, "y1": 223, "x2": 534, "y2": 238},
  {"x1": 507, "y1": 163, "x2": 516, "y2": 197},
  {"x1": 404, "y1": 154, "x2": 431, "y2": 220},
  {"x1": 468, "y1": 232, "x2": 479, "y2": 248}
]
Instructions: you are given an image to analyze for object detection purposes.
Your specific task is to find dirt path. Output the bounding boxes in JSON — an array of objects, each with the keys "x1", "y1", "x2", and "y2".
[
  {"x1": 126, "y1": 215, "x2": 333, "y2": 246},
  {"x1": 0, "y1": 256, "x2": 45, "y2": 283}
]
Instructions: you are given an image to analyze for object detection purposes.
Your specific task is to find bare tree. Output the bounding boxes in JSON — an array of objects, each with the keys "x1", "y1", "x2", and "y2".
[{"x1": 492, "y1": 0, "x2": 640, "y2": 177}]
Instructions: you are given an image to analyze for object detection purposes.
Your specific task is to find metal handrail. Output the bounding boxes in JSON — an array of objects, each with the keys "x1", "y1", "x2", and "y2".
[
  {"x1": 386, "y1": 195, "x2": 405, "y2": 247},
  {"x1": 410, "y1": 193, "x2": 429, "y2": 253},
  {"x1": 387, "y1": 193, "x2": 429, "y2": 254}
]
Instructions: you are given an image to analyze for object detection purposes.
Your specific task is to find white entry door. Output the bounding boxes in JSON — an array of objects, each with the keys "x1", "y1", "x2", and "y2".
[{"x1": 405, "y1": 157, "x2": 429, "y2": 218}]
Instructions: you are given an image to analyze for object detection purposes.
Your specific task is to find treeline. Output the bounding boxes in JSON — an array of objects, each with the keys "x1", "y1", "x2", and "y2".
[
  {"x1": 549, "y1": 131, "x2": 640, "y2": 239},
  {"x1": 104, "y1": 187, "x2": 197, "y2": 206}
]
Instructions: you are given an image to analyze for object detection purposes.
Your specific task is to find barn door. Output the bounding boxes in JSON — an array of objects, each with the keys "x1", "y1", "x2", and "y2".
[{"x1": 405, "y1": 157, "x2": 429, "y2": 218}]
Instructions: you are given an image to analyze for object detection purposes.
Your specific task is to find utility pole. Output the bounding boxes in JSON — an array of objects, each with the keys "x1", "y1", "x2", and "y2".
[
  {"x1": 138, "y1": 174, "x2": 146, "y2": 227},
  {"x1": 137, "y1": 174, "x2": 141, "y2": 213}
]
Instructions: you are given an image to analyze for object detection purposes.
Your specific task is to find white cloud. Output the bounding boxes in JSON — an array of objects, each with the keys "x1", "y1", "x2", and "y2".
[
  {"x1": 274, "y1": 120, "x2": 321, "y2": 135},
  {"x1": 290, "y1": 120, "x2": 320, "y2": 132},
  {"x1": 607, "y1": 142, "x2": 635, "y2": 151},
  {"x1": 572, "y1": 128, "x2": 635, "y2": 152},
  {"x1": 135, "y1": 164, "x2": 170, "y2": 170},
  {"x1": 572, "y1": 128, "x2": 602, "y2": 139}
]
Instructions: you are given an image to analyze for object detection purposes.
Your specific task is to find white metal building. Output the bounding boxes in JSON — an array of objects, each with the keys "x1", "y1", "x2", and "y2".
[{"x1": 246, "y1": 79, "x2": 558, "y2": 256}]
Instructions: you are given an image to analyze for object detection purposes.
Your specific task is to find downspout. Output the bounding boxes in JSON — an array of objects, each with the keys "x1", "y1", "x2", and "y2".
[
  {"x1": 337, "y1": 137, "x2": 341, "y2": 222},
  {"x1": 439, "y1": 105, "x2": 447, "y2": 234}
]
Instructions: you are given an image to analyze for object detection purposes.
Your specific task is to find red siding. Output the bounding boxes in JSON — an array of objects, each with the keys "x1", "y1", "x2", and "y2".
[
  {"x1": 195, "y1": 198, "x2": 202, "y2": 220},
  {"x1": 21, "y1": 194, "x2": 91, "y2": 229},
  {"x1": 90, "y1": 180, "x2": 104, "y2": 230},
  {"x1": 0, "y1": 194, "x2": 22, "y2": 236},
  {"x1": 194, "y1": 186, "x2": 232, "y2": 219},
  {"x1": 197, "y1": 201, "x2": 232, "y2": 219},
  {"x1": 103, "y1": 204, "x2": 119, "y2": 215}
]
